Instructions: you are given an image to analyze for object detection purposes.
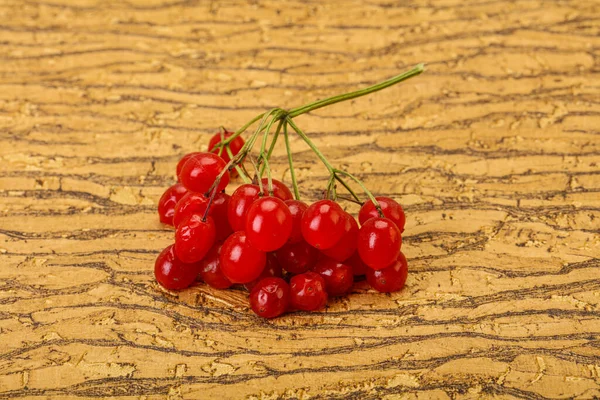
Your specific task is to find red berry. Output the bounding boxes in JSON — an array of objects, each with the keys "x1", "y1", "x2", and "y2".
[
  {"x1": 346, "y1": 251, "x2": 369, "y2": 276},
  {"x1": 275, "y1": 241, "x2": 319, "y2": 274},
  {"x1": 365, "y1": 252, "x2": 408, "y2": 293},
  {"x1": 289, "y1": 272, "x2": 328, "y2": 311},
  {"x1": 301, "y1": 200, "x2": 346, "y2": 250},
  {"x1": 246, "y1": 196, "x2": 292, "y2": 252},
  {"x1": 158, "y1": 183, "x2": 188, "y2": 226},
  {"x1": 208, "y1": 130, "x2": 244, "y2": 164},
  {"x1": 228, "y1": 184, "x2": 261, "y2": 232},
  {"x1": 209, "y1": 193, "x2": 233, "y2": 241},
  {"x1": 199, "y1": 244, "x2": 232, "y2": 289},
  {"x1": 179, "y1": 152, "x2": 229, "y2": 194},
  {"x1": 249, "y1": 277, "x2": 290, "y2": 319},
  {"x1": 260, "y1": 178, "x2": 293, "y2": 201},
  {"x1": 312, "y1": 257, "x2": 354, "y2": 297},
  {"x1": 154, "y1": 244, "x2": 201, "y2": 290},
  {"x1": 245, "y1": 254, "x2": 283, "y2": 291},
  {"x1": 321, "y1": 213, "x2": 358, "y2": 262},
  {"x1": 174, "y1": 214, "x2": 216, "y2": 263},
  {"x1": 176, "y1": 152, "x2": 201, "y2": 179},
  {"x1": 285, "y1": 200, "x2": 308, "y2": 244},
  {"x1": 220, "y1": 231, "x2": 266, "y2": 284},
  {"x1": 359, "y1": 197, "x2": 406, "y2": 232},
  {"x1": 173, "y1": 192, "x2": 208, "y2": 228},
  {"x1": 357, "y1": 217, "x2": 402, "y2": 270}
]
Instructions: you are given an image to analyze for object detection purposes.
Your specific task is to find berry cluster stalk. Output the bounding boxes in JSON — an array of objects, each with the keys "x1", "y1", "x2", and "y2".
[{"x1": 208, "y1": 64, "x2": 425, "y2": 215}]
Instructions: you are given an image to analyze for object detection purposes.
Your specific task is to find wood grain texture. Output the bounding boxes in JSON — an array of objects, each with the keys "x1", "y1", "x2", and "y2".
[{"x1": 1, "y1": 0, "x2": 599, "y2": 398}]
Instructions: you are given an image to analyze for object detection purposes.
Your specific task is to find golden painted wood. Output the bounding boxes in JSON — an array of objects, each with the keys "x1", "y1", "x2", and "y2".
[{"x1": 1, "y1": 0, "x2": 599, "y2": 398}]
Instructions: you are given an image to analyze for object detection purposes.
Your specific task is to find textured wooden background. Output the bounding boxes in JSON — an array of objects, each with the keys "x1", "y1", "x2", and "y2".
[{"x1": 1, "y1": 0, "x2": 599, "y2": 398}]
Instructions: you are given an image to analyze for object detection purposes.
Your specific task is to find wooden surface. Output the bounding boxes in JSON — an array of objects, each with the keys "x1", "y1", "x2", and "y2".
[{"x1": 1, "y1": 0, "x2": 599, "y2": 398}]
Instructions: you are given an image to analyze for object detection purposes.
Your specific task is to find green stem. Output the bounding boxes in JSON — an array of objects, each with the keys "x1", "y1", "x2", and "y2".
[
  {"x1": 222, "y1": 112, "x2": 265, "y2": 145},
  {"x1": 226, "y1": 146, "x2": 250, "y2": 183},
  {"x1": 334, "y1": 169, "x2": 383, "y2": 216},
  {"x1": 334, "y1": 175, "x2": 361, "y2": 202},
  {"x1": 283, "y1": 122, "x2": 300, "y2": 200},
  {"x1": 259, "y1": 119, "x2": 284, "y2": 176},
  {"x1": 287, "y1": 64, "x2": 424, "y2": 118},
  {"x1": 286, "y1": 118, "x2": 334, "y2": 174}
]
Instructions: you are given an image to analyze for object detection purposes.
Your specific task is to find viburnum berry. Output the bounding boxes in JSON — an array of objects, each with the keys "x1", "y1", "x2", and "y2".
[
  {"x1": 312, "y1": 257, "x2": 354, "y2": 297},
  {"x1": 249, "y1": 277, "x2": 290, "y2": 319},
  {"x1": 301, "y1": 200, "x2": 346, "y2": 250},
  {"x1": 359, "y1": 196, "x2": 406, "y2": 232},
  {"x1": 285, "y1": 199, "x2": 308, "y2": 244},
  {"x1": 321, "y1": 213, "x2": 358, "y2": 262},
  {"x1": 246, "y1": 196, "x2": 292, "y2": 252},
  {"x1": 208, "y1": 192, "x2": 233, "y2": 241},
  {"x1": 176, "y1": 153, "x2": 201, "y2": 179},
  {"x1": 179, "y1": 152, "x2": 229, "y2": 194},
  {"x1": 208, "y1": 130, "x2": 244, "y2": 164},
  {"x1": 260, "y1": 178, "x2": 293, "y2": 201},
  {"x1": 157, "y1": 183, "x2": 188, "y2": 226},
  {"x1": 245, "y1": 254, "x2": 282, "y2": 291},
  {"x1": 357, "y1": 217, "x2": 402, "y2": 270},
  {"x1": 289, "y1": 272, "x2": 328, "y2": 311},
  {"x1": 365, "y1": 252, "x2": 408, "y2": 293},
  {"x1": 228, "y1": 184, "x2": 261, "y2": 232},
  {"x1": 199, "y1": 243, "x2": 232, "y2": 289},
  {"x1": 173, "y1": 192, "x2": 208, "y2": 228},
  {"x1": 275, "y1": 241, "x2": 319, "y2": 274},
  {"x1": 220, "y1": 231, "x2": 266, "y2": 284},
  {"x1": 174, "y1": 214, "x2": 216, "y2": 263},
  {"x1": 155, "y1": 244, "x2": 201, "y2": 290},
  {"x1": 345, "y1": 251, "x2": 369, "y2": 276}
]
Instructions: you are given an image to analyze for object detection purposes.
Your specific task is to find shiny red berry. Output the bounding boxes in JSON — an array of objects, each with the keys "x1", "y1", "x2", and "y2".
[
  {"x1": 365, "y1": 252, "x2": 408, "y2": 293},
  {"x1": 357, "y1": 217, "x2": 402, "y2": 270},
  {"x1": 176, "y1": 152, "x2": 201, "y2": 179},
  {"x1": 321, "y1": 213, "x2": 358, "y2": 262},
  {"x1": 289, "y1": 272, "x2": 328, "y2": 311},
  {"x1": 346, "y1": 251, "x2": 369, "y2": 276},
  {"x1": 301, "y1": 200, "x2": 346, "y2": 250},
  {"x1": 249, "y1": 277, "x2": 290, "y2": 319},
  {"x1": 285, "y1": 200, "x2": 308, "y2": 244},
  {"x1": 208, "y1": 130, "x2": 244, "y2": 164},
  {"x1": 275, "y1": 241, "x2": 319, "y2": 274},
  {"x1": 228, "y1": 184, "x2": 261, "y2": 232},
  {"x1": 199, "y1": 243, "x2": 232, "y2": 289},
  {"x1": 246, "y1": 196, "x2": 292, "y2": 252},
  {"x1": 158, "y1": 183, "x2": 188, "y2": 226},
  {"x1": 173, "y1": 192, "x2": 208, "y2": 227},
  {"x1": 209, "y1": 193, "x2": 233, "y2": 241},
  {"x1": 179, "y1": 152, "x2": 229, "y2": 194},
  {"x1": 245, "y1": 254, "x2": 282, "y2": 291},
  {"x1": 174, "y1": 214, "x2": 216, "y2": 263},
  {"x1": 154, "y1": 244, "x2": 201, "y2": 290},
  {"x1": 359, "y1": 197, "x2": 406, "y2": 232},
  {"x1": 312, "y1": 257, "x2": 354, "y2": 297},
  {"x1": 220, "y1": 231, "x2": 266, "y2": 283},
  {"x1": 260, "y1": 178, "x2": 293, "y2": 201}
]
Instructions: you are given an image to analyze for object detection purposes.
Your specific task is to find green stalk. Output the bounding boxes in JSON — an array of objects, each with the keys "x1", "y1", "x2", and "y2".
[
  {"x1": 286, "y1": 118, "x2": 334, "y2": 174},
  {"x1": 288, "y1": 64, "x2": 424, "y2": 118},
  {"x1": 283, "y1": 122, "x2": 300, "y2": 200}
]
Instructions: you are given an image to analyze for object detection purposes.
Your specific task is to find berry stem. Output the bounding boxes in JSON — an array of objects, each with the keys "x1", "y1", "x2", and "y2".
[
  {"x1": 287, "y1": 64, "x2": 424, "y2": 118},
  {"x1": 283, "y1": 122, "x2": 300, "y2": 200},
  {"x1": 259, "y1": 119, "x2": 284, "y2": 176},
  {"x1": 333, "y1": 169, "x2": 383, "y2": 216},
  {"x1": 286, "y1": 118, "x2": 334, "y2": 175},
  {"x1": 225, "y1": 145, "x2": 251, "y2": 183},
  {"x1": 334, "y1": 175, "x2": 361, "y2": 203}
]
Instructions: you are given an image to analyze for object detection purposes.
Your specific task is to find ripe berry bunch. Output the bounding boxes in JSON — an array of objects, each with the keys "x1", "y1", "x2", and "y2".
[{"x1": 154, "y1": 65, "x2": 424, "y2": 318}]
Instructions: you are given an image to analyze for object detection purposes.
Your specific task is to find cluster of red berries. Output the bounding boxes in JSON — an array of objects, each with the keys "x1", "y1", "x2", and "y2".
[{"x1": 155, "y1": 130, "x2": 408, "y2": 319}]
